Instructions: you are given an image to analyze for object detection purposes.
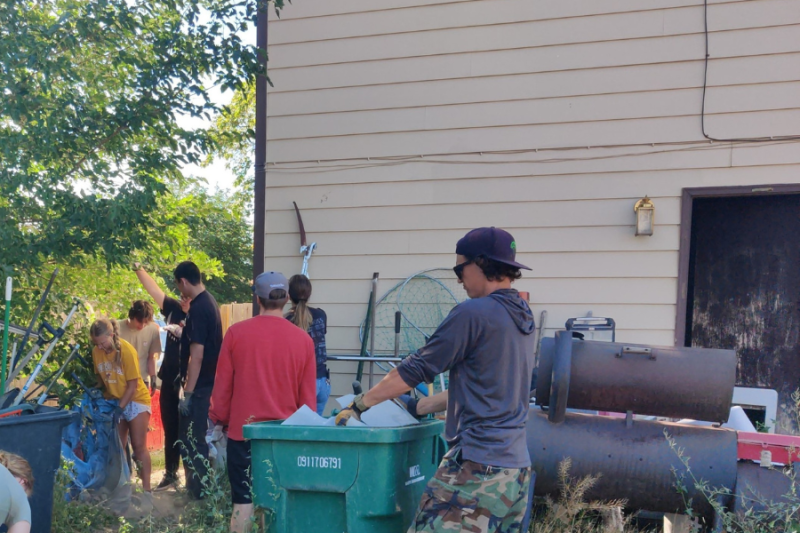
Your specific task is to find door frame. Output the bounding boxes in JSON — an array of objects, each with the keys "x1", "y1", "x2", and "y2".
[{"x1": 675, "y1": 183, "x2": 800, "y2": 346}]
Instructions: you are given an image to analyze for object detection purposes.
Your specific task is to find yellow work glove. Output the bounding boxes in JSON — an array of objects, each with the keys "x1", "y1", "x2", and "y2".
[{"x1": 335, "y1": 393, "x2": 370, "y2": 426}]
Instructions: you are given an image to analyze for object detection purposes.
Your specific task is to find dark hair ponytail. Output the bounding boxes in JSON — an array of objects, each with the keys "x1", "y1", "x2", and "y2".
[{"x1": 287, "y1": 275, "x2": 313, "y2": 332}]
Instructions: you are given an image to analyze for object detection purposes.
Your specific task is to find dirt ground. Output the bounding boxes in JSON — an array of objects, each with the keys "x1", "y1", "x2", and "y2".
[{"x1": 123, "y1": 458, "x2": 188, "y2": 521}]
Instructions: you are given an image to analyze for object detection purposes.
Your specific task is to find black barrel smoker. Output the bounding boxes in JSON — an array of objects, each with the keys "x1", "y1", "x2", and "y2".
[{"x1": 529, "y1": 331, "x2": 794, "y2": 529}]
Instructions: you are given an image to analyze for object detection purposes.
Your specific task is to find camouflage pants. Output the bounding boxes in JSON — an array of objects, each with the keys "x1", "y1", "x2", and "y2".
[{"x1": 408, "y1": 454, "x2": 531, "y2": 533}]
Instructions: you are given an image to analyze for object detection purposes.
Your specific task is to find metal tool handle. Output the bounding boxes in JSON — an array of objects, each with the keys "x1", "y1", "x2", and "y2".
[
  {"x1": 618, "y1": 346, "x2": 655, "y2": 360},
  {"x1": 394, "y1": 311, "x2": 401, "y2": 358},
  {"x1": 368, "y1": 272, "x2": 379, "y2": 389},
  {"x1": 14, "y1": 268, "x2": 58, "y2": 370}
]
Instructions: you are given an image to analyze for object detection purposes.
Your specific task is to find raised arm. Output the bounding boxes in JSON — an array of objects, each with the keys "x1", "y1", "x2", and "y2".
[{"x1": 134, "y1": 266, "x2": 166, "y2": 308}]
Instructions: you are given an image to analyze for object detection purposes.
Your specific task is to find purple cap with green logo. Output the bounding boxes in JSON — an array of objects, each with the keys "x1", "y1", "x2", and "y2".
[{"x1": 455, "y1": 227, "x2": 531, "y2": 270}]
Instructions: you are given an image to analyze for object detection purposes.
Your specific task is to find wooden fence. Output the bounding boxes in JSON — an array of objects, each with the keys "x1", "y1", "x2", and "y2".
[{"x1": 219, "y1": 303, "x2": 254, "y2": 336}]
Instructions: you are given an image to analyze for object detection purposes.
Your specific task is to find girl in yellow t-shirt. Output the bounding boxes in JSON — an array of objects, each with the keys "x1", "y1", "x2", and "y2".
[{"x1": 90, "y1": 318, "x2": 152, "y2": 494}]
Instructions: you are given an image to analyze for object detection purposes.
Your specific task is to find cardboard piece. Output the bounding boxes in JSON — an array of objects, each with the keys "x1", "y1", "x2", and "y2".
[{"x1": 281, "y1": 405, "x2": 327, "y2": 426}]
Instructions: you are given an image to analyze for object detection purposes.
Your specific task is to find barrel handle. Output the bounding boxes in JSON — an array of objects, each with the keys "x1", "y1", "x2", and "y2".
[
  {"x1": 618, "y1": 346, "x2": 655, "y2": 360},
  {"x1": 548, "y1": 330, "x2": 572, "y2": 424}
]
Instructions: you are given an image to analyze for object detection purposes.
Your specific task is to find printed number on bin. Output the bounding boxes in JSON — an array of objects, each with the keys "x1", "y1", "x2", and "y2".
[{"x1": 297, "y1": 456, "x2": 342, "y2": 469}]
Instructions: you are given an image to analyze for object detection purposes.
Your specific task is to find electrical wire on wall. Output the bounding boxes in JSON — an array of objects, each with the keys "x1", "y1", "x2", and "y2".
[
  {"x1": 701, "y1": 0, "x2": 800, "y2": 142},
  {"x1": 265, "y1": 1, "x2": 800, "y2": 173},
  {"x1": 267, "y1": 139, "x2": 798, "y2": 174}
]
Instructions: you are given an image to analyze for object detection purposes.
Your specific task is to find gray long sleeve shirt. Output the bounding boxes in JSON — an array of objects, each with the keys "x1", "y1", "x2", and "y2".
[{"x1": 397, "y1": 288, "x2": 535, "y2": 468}]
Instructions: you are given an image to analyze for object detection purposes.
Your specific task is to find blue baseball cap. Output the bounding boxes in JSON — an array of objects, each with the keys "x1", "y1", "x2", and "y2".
[{"x1": 455, "y1": 227, "x2": 531, "y2": 270}]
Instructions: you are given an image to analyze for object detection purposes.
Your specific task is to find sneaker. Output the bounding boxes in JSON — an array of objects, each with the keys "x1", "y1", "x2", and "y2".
[{"x1": 154, "y1": 474, "x2": 179, "y2": 492}]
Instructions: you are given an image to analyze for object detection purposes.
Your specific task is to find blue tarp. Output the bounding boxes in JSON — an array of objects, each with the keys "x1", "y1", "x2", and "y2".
[{"x1": 60, "y1": 392, "x2": 130, "y2": 498}]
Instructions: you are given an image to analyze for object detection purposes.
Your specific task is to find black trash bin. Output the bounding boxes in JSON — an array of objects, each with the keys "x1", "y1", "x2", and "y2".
[{"x1": 0, "y1": 407, "x2": 78, "y2": 533}]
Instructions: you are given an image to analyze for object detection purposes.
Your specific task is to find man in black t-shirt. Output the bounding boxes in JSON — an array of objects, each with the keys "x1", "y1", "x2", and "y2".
[
  {"x1": 134, "y1": 265, "x2": 190, "y2": 491},
  {"x1": 173, "y1": 261, "x2": 223, "y2": 500}
]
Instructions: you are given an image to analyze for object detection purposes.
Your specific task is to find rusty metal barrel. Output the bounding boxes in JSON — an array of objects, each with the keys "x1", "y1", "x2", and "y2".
[
  {"x1": 536, "y1": 337, "x2": 736, "y2": 422},
  {"x1": 527, "y1": 410, "x2": 739, "y2": 520}
]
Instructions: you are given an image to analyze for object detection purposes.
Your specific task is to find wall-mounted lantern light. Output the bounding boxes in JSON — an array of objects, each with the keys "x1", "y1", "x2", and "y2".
[{"x1": 634, "y1": 196, "x2": 655, "y2": 236}]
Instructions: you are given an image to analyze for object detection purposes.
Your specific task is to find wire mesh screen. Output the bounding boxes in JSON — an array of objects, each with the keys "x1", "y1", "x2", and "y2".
[{"x1": 360, "y1": 268, "x2": 467, "y2": 357}]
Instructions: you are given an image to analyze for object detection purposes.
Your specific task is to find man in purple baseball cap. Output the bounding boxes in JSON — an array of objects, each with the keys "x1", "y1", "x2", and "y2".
[{"x1": 337, "y1": 227, "x2": 536, "y2": 533}]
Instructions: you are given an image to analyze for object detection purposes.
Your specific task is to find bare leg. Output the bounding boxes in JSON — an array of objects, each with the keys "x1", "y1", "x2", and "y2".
[
  {"x1": 118, "y1": 417, "x2": 130, "y2": 449},
  {"x1": 231, "y1": 503, "x2": 254, "y2": 533},
  {"x1": 128, "y1": 411, "x2": 152, "y2": 492}
]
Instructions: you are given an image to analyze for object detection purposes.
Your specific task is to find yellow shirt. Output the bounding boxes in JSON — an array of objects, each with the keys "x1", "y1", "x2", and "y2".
[{"x1": 92, "y1": 338, "x2": 151, "y2": 406}]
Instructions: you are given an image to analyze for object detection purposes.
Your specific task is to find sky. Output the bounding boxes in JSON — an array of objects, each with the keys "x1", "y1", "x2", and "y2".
[
  {"x1": 178, "y1": 16, "x2": 258, "y2": 193},
  {"x1": 178, "y1": 86, "x2": 239, "y2": 192}
]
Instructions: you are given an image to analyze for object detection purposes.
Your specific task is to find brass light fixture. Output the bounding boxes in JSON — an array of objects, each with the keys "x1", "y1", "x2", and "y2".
[{"x1": 634, "y1": 196, "x2": 655, "y2": 236}]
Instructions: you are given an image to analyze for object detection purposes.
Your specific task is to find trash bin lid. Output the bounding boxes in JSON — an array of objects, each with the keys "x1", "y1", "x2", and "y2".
[{"x1": 243, "y1": 419, "x2": 444, "y2": 443}]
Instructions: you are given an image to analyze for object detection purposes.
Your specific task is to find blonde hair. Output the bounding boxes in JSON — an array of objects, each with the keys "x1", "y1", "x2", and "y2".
[
  {"x1": 287, "y1": 275, "x2": 313, "y2": 332},
  {"x1": 0, "y1": 451, "x2": 34, "y2": 496},
  {"x1": 90, "y1": 317, "x2": 122, "y2": 365}
]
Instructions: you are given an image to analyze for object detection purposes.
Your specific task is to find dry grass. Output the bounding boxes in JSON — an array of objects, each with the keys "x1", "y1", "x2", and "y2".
[{"x1": 530, "y1": 458, "x2": 643, "y2": 533}]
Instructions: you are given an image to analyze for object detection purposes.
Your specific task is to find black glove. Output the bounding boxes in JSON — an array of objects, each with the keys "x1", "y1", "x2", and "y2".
[
  {"x1": 179, "y1": 391, "x2": 193, "y2": 417},
  {"x1": 398, "y1": 394, "x2": 421, "y2": 419},
  {"x1": 113, "y1": 404, "x2": 125, "y2": 420}
]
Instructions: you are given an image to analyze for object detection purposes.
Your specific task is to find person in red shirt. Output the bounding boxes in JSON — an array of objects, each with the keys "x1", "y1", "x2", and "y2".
[{"x1": 209, "y1": 271, "x2": 316, "y2": 533}]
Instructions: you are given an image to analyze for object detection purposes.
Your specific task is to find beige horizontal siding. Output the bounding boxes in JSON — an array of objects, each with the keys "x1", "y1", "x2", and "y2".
[
  {"x1": 268, "y1": 110, "x2": 800, "y2": 162},
  {"x1": 268, "y1": 83, "x2": 800, "y2": 141},
  {"x1": 263, "y1": 0, "x2": 800, "y2": 393},
  {"x1": 269, "y1": 26, "x2": 800, "y2": 92},
  {"x1": 265, "y1": 142, "x2": 800, "y2": 188},
  {"x1": 261, "y1": 251, "x2": 680, "y2": 281},
  {"x1": 270, "y1": 0, "x2": 799, "y2": 69},
  {"x1": 268, "y1": 53, "x2": 800, "y2": 116},
  {"x1": 265, "y1": 164, "x2": 800, "y2": 210},
  {"x1": 265, "y1": 198, "x2": 683, "y2": 233},
  {"x1": 269, "y1": 0, "x2": 746, "y2": 44},
  {"x1": 266, "y1": 226, "x2": 681, "y2": 256}
]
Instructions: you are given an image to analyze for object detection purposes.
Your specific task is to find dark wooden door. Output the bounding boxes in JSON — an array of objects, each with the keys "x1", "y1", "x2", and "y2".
[{"x1": 687, "y1": 194, "x2": 800, "y2": 434}]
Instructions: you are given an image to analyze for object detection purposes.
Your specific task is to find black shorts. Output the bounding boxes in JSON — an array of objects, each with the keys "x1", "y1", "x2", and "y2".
[{"x1": 226, "y1": 438, "x2": 252, "y2": 504}]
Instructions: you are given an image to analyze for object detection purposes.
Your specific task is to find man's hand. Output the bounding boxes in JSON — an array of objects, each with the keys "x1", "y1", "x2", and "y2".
[
  {"x1": 334, "y1": 393, "x2": 370, "y2": 426},
  {"x1": 179, "y1": 391, "x2": 194, "y2": 416},
  {"x1": 149, "y1": 379, "x2": 157, "y2": 396}
]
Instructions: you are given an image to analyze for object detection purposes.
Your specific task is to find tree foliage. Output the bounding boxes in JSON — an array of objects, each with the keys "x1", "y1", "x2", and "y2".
[
  {"x1": 0, "y1": 0, "x2": 287, "y2": 399},
  {"x1": 208, "y1": 83, "x2": 256, "y2": 190},
  {"x1": 187, "y1": 187, "x2": 253, "y2": 304},
  {"x1": 0, "y1": 0, "x2": 280, "y2": 270}
]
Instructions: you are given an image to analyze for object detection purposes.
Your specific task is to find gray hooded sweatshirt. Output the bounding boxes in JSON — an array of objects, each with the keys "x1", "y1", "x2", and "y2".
[{"x1": 397, "y1": 288, "x2": 535, "y2": 468}]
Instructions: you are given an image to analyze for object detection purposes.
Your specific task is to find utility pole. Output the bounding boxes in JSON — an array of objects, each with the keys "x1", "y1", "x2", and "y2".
[{"x1": 252, "y1": 0, "x2": 268, "y2": 316}]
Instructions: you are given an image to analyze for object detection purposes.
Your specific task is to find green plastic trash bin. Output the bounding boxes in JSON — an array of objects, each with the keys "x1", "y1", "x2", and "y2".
[{"x1": 243, "y1": 420, "x2": 446, "y2": 533}]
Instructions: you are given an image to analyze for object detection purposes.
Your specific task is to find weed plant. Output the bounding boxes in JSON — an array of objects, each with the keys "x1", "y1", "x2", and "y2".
[
  {"x1": 667, "y1": 389, "x2": 800, "y2": 533},
  {"x1": 529, "y1": 458, "x2": 638, "y2": 533}
]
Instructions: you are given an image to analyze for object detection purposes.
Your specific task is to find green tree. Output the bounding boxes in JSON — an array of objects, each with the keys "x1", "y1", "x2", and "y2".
[
  {"x1": 0, "y1": 0, "x2": 288, "y2": 399},
  {"x1": 0, "y1": 0, "x2": 282, "y2": 272},
  {"x1": 208, "y1": 83, "x2": 257, "y2": 189},
  {"x1": 186, "y1": 187, "x2": 253, "y2": 304}
]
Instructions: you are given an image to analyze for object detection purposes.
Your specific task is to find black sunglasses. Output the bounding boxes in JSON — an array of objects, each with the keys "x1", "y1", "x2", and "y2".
[{"x1": 453, "y1": 259, "x2": 473, "y2": 280}]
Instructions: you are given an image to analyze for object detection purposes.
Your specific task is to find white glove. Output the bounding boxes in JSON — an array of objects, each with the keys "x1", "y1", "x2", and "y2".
[{"x1": 164, "y1": 323, "x2": 183, "y2": 338}]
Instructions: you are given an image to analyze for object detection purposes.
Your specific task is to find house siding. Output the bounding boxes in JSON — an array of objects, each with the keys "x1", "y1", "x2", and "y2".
[{"x1": 263, "y1": 0, "x2": 800, "y2": 395}]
